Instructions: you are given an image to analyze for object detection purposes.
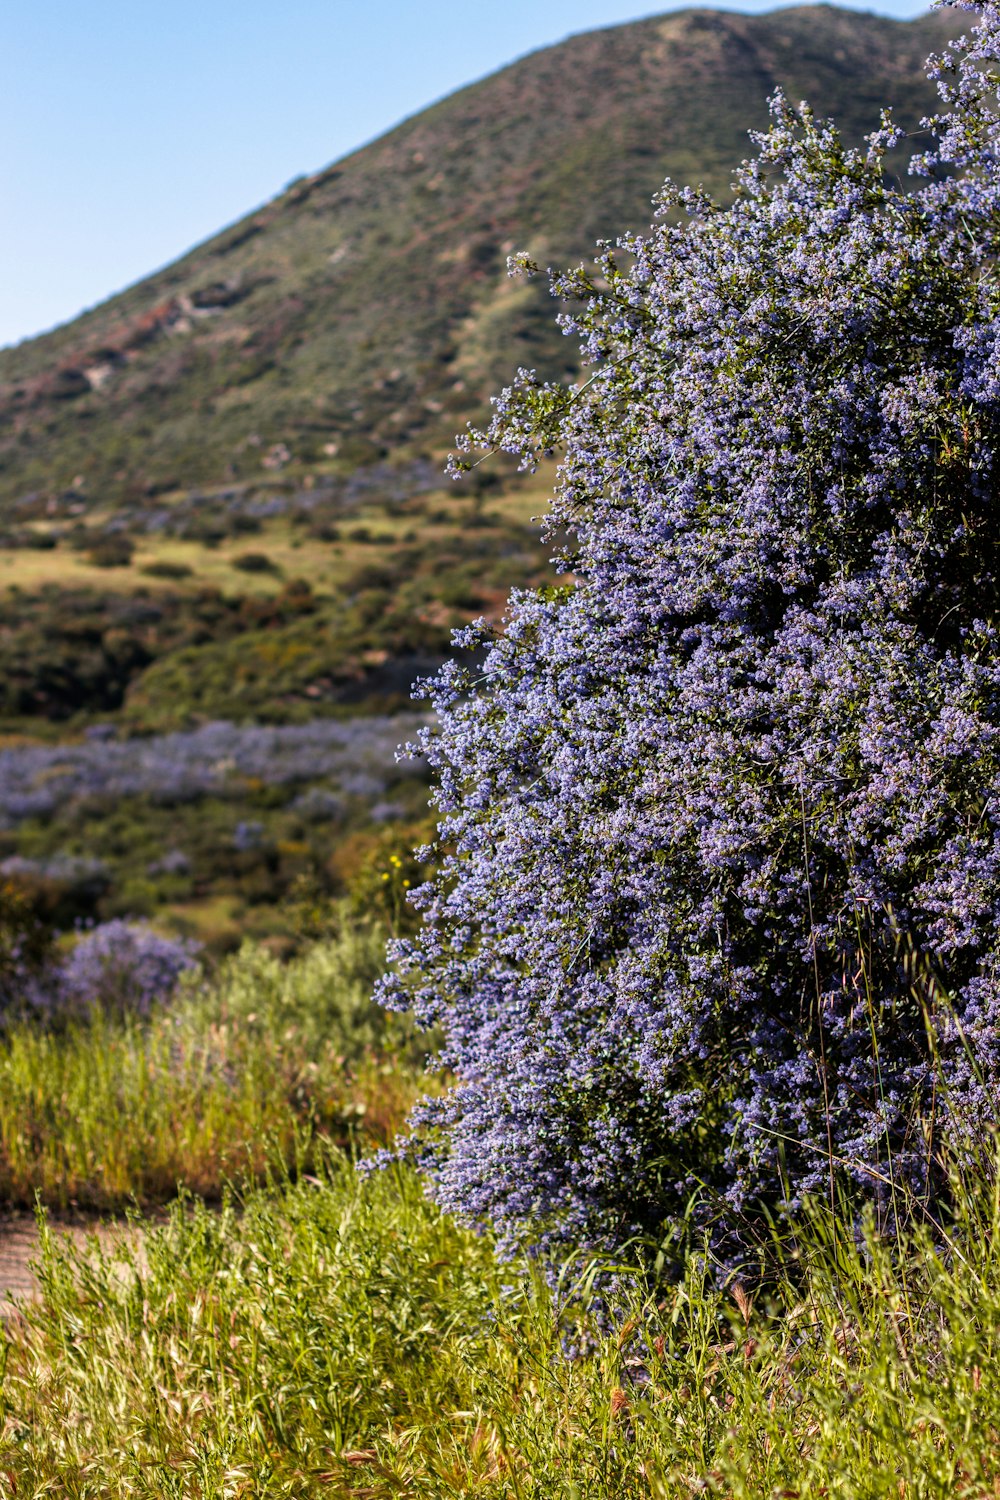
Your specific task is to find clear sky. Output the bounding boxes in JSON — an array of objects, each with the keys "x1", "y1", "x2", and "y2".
[{"x1": 2, "y1": 0, "x2": 935, "y2": 350}]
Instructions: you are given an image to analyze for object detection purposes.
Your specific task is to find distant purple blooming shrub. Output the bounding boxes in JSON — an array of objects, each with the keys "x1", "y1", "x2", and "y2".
[
  {"x1": 379, "y1": 4, "x2": 1000, "y2": 1258},
  {"x1": 0, "y1": 715, "x2": 426, "y2": 830},
  {"x1": 52, "y1": 920, "x2": 200, "y2": 1017},
  {"x1": 1, "y1": 920, "x2": 200, "y2": 1021}
]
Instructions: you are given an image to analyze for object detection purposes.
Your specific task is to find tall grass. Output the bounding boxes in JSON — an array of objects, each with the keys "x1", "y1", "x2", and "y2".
[
  {"x1": 0, "y1": 923, "x2": 423, "y2": 1209},
  {"x1": 3, "y1": 1146, "x2": 1000, "y2": 1495},
  {"x1": 2, "y1": 919, "x2": 999, "y2": 1493}
]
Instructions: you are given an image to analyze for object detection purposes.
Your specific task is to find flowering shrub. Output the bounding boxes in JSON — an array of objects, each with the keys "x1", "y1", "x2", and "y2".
[
  {"x1": 380, "y1": 4, "x2": 1000, "y2": 1258},
  {"x1": 0, "y1": 715, "x2": 427, "y2": 829},
  {"x1": 1, "y1": 920, "x2": 200, "y2": 1021},
  {"x1": 51, "y1": 921, "x2": 200, "y2": 1017}
]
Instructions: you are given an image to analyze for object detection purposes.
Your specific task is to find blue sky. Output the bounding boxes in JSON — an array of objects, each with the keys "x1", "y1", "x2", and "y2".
[{"x1": 2, "y1": 0, "x2": 935, "y2": 349}]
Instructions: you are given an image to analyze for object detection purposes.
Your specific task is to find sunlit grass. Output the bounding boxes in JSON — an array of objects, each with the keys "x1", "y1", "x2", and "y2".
[
  {"x1": 0, "y1": 927, "x2": 424, "y2": 1211},
  {"x1": 4, "y1": 1148, "x2": 1000, "y2": 1496},
  {"x1": 1, "y1": 925, "x2": 999, "y2": 1492},
  {"x1": 163, "y1": 893, "x2": 249, "y2": 949},
  {"x1": 4, "y1": 912, "x2": 995, "y2": 1493},
  {"x1": 0, "y1": 477, "x2": 553, "y2": 602}
]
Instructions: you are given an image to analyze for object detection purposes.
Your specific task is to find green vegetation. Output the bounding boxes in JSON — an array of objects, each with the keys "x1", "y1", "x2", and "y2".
[
  {"x1": 0, "y1": 922, "x2": 421, "y2": 1211},
  {"x1": 0, "y1": 481, "x2": 550, "y2": 729},
  {"x1": 0, "y1": 905, "x2": 996, "y2": 1493},
  {"x1": 0, "y1": 915, "x2": 998, "y2": 1493},
  {"x1": 0, "y1": 480, "x2": 548, "y2": 943},
  {"x1": 0, "y1": 10, "x2": 960, "y2": 516},
  {"x1": 2, "y1": 751, "x2": 436, "y2": 952},
  {"x1": 2, "y1": 1143, "x2": 1000, "y2": 1494}
]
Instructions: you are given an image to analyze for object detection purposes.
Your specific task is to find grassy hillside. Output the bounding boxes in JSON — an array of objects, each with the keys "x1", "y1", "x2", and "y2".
[{"x1": 0, "y1": 6, "x2": 961, "y2": 515}]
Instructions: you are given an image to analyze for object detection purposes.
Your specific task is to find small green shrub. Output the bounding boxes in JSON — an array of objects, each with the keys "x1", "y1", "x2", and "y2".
[
  {"x1": 21, "y1": 530, "x2": 57, "y2": 551},
  {"x1": 141, "y1": 558, "x2": 194, "y2": 579},
  {"x1": 232, "y1": 550, "x2": 280, "y2": 574},
  {"x1": 86, "y1": 535, "x2": 134, "y2": 568}
]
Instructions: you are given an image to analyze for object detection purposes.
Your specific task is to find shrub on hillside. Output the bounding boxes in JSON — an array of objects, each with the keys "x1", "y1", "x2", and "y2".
[
  {"x1": 141, "y1": 559, "x2": 194, "y2": 580},
  {"x1": 380, "y1": 4, "x2": 1000, "y2": 1259},
  {"x1": 232, "y1": 550, "x2": 280, "y2": 574},
  {"x1": 87, "y1": 535, "x2": 134, "y2": 568},
  {"x1": 0, "y1": 917, "x2": 199, "y2": 1021},
  {"x1": 49, "y1": 920, "x2": 200, "y2": 1018}
]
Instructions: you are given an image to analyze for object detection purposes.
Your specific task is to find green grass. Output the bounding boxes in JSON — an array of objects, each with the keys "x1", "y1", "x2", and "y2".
[
  {"x1": 2, "y1": 922, "x2": 1000, "y2": 1492},
  {"x1": 4, "y1": 1150, "x2": 1000, "y2": 1495},
  {"x1": 0, "y1": 925, "x2": 423, "y2": 1211}
]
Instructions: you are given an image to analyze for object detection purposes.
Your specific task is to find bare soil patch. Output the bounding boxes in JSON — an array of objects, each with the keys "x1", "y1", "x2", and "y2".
[{"x1": 0, "y1": 1212, "x2": 142, "y2": 1319}]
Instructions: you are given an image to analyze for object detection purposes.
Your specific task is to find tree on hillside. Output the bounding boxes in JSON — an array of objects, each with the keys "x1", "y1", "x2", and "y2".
[{"x1": 379, "y1": 1, "x2": 1000, "y2": 1260}]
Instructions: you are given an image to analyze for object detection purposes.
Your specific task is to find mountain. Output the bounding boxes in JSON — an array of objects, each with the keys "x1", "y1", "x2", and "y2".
[{"x1": 0, "y1": 5, "x2": 961, "y2": 517}]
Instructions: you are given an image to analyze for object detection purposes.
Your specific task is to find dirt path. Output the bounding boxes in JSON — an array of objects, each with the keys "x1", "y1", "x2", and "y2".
[
  {"x1": 0, "y1": 1213, "x2": 140, "y2": 1319},
  {"x1": 0, "y1": 1216, "x2": 43, "y2": 1316}
]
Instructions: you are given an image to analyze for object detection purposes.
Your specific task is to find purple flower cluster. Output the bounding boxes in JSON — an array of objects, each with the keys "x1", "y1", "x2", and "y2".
[
  {"x1": 0, "y1": 714, "x2": 427, "y2": 828},
  {"x1": 51, "y1": 920, "x2": 200, "y2": 1017},
  {"x1": 0, "y1": 920, "x2": 199, "y2": 1020},
  {"x1": 379, "y1": 3, "x2": 1000, "y2": 1258}
]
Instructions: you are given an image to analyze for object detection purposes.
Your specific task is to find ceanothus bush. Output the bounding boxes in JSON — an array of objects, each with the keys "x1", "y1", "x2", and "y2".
[
  {"x1": 0, "y1": 919, "x2": 199, "y2": 1021},
  {"x1": 51, "y1": 920, "x2": 200, "y2": 1018},
  {"x1": 378, "y1": 2, "x2": 1000, "y2": 1258}
]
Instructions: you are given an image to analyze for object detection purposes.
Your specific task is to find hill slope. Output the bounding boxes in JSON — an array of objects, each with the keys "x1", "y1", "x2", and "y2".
[{"x1": 0, "y1": 5, "x2": 961, "y2": 515}]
